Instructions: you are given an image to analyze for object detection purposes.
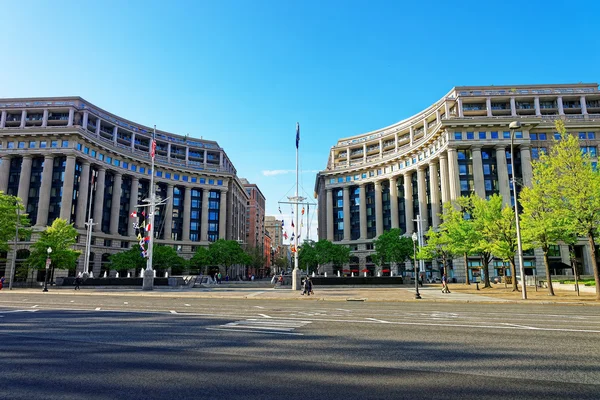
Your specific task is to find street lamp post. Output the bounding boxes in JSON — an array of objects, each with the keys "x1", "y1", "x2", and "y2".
[
  {"x1": 412, "y1": 232, "x2": 421, "y2": 299},
  {"x1": 509, "y1": 120, "x2": 527, "y2": 300},
  {"x1": 43, "y1": 247, "x2": 52, "y2": 292}
]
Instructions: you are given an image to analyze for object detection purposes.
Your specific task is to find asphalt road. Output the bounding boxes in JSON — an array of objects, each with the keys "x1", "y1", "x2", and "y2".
[{"x1": 1, "y1": 293, "x2": 600, "y2": 399}]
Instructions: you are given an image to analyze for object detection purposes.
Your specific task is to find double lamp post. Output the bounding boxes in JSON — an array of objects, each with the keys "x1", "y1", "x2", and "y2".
[{"x1": 43, "y1": 247, "x2": 52, "y2": 292}]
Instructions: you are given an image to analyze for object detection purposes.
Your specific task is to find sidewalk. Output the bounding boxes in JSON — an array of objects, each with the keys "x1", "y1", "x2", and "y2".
[{"x1": 5, "y1": 283, "x2": 599, "y2": 305}]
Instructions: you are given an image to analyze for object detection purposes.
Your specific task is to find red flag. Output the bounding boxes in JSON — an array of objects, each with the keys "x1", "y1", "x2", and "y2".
[
  {"x1": 291, "y1": 220, "x2": 294, "y2": 228},
  {"x1": 301, "y1": 207, "x2": 305, "y2": 215},
  {"x1": 150, "y1": 139, "x2": 156, "y2": 159},
  {"x1": 130, "y1": 211, "x2": 137, "y2": 218}
]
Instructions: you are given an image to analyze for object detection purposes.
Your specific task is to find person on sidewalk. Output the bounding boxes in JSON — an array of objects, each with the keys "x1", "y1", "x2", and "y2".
[
  {"x1": 74, "y1": 275, "x2": 82, "y2": 290},
  {"x1": 441, "y1": 274, "x2": 451, "y2": 293}
]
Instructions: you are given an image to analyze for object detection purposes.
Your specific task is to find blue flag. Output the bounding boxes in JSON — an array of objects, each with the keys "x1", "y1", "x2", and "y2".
[{"x1": 295, "y1": 122, "x2": 300, "y2": 149}]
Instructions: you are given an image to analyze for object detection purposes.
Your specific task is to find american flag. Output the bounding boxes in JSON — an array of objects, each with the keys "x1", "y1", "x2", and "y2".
[{"x1": 295, "y1": 122, "x2": 300, "y2": 149}]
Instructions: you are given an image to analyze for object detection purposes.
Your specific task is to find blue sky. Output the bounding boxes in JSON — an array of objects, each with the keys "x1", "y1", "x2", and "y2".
[{"x1": 1, "y1": 0, "x2": 599, "y2": 242}]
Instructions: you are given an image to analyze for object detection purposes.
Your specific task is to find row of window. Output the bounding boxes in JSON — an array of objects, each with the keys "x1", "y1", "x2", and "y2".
[
  {"x1": 454, "y1": 131, "x2": 523, "y2": 141},
  {"x1": 75, "y1": 143, "x2": 224, "y2": 186},
  {"x1": 530, "y1": 132, "x2": 596, "y2": 140},
  {"x1": 3, "y1": 140, "x2": 70, "y2": 149}
]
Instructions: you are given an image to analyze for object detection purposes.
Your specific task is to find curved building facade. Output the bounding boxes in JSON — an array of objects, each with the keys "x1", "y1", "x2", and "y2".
[
  {"x1": 0, "y1": 97, "x2": 249, "y2": 279},
  {"x1": 315, "y1": 83, "x2": 600, "y2": 281}
]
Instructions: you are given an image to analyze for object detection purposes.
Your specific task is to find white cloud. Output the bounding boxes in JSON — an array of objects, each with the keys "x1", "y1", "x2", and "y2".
[{"x1": 262, "y1": 169, "x2": 320, "y2": 176}]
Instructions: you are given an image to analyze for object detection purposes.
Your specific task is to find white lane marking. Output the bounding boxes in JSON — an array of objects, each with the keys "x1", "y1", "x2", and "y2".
[
  {"x1": 502, "y1": 323, "x2": 537, "y2": 330},
  {"x1": 206, "y1": 327, "x2": 303, "y2": 336},
  {"x1": 254, "y1": 306, "x2": 265, "y2": 309},
  {"x1": 32, "y1": 305, "x2": 39, "y2": 308},
  {"x1": 184, "y1": 304, "x2": 191, "y2": 307},
  {"x1": 124, "y1": 302, "x2": 128, "y2": 305},
  {"x1": 170, "y1": 310, "x2": 178, "y2": 314},
  {"x1": 70, "y1": 301, "x2": 74, "y2": 303},
  {"x1": 258, "y1": 314, "x2": 272, "y2": 318},
  {"x1": 225, "y1": 324, "x2": 294, "y2": 332},
  {"x1": 366, "y1": 318, "x2": 391, "y2": 324},
  {"x1": 95, "y1": 307, "x2": 101, "y2": 311},
  {"x1": 246, "y1": 291, "x2": 265, "y2": 297},
  {"x1": 0, "y1": 309, "x2": 39, "y2": 314},
  {"x1": 336, "y1": 308, "x2": 351, "y2": 312}
]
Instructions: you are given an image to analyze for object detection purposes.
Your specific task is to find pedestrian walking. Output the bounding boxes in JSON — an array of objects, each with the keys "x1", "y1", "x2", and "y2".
[
  {"x1": 217, "y1": 272, "x2": 222, "y2": 284},
  {"x1": 441, "y1": 274, "x2": 451, "y2": 293},
  {"x1": 74, "y1": 275, "x2": 82, "y2": 290},
  {"x1": 302, "y1": 277, "x2": 313, "y2": 296},
  {"x1": 0, "y1": 276, "x2": 4, "y2": 290}
]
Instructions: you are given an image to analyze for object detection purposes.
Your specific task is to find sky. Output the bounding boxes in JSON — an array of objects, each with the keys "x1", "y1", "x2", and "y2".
[{"x1": 1, "y1": 0, "x2": 599, "y2": 244}]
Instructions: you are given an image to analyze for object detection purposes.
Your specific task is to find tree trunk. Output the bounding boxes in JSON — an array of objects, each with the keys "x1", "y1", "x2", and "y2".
[
  {"x1": 509, "y1": 259, "x2": 518, "y2": 291},
  {"x1": 570, "y1": 244, "x2": 580, "y2": 296},
  {"x1": 542, "y1": 250, "x2": 554, "y2": 296},
  {"x1": 464, "y1": 252, "x2": 470, "y2": 285},
  {"x1": 587, "y1": 233, "x2": 600, "y2": 301},
  {"x1": 482, "y1": 256, "x2": 491, "y2": 288}
]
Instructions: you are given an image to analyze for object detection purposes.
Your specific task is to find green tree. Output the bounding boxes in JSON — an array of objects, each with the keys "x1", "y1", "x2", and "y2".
[
  {"x1": 109, "y1": 247, "x2": 146, "y2": 273},
  {"x1": 189, "y1": 246, "x2": 213, "y2": 274},
  {"x1": 298, "y1": 240, "x2": 318, "y2": 273},
  {"x1": 245, "y1": 246, "x2": 266, "y2": 274},
  {"x1": 0, "y1": 193, "x2": 30, "y2": 253},
  {"x1": 371, "y1": 228, "x2": 414, "y2": 273},
  {"x1": 520, "y1": 144, "x2": 573, "y2": 296},
  {"x1": 549, "y1": 120, "x2": 600, "y2": 299},
  {"x1": 274, "y1": 253, "x2": 289, "y2": 274},
  {"x1": 153, "y1": 245, "x2": 187, "y2": 274},
  {"x1": 441, "y1": 199, "x2": 477, "y2": 285},
  {"x1": 418, "y1": 227, "x2": 454, "y2": 279},
  {"x1": 209, "y1": 239, "x2": 246, "y2": 277},
  {"x1": 28, "y1": 219, "x2": 81, "y2": 277},
  {"x1": 299, "y1": 240, "x2": 351, "y2": 274}
]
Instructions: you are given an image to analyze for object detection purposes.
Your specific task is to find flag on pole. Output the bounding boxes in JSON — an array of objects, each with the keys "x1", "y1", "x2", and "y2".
[
  {"x1": 150, "y1": 133, "x2": 157, "y2": 159},
  {"x1": 130, "y1": 211, "x2": 137, "y2": 218},
  {"x1": 295, "y1": 122, "x2": 300, "y2": 149}
]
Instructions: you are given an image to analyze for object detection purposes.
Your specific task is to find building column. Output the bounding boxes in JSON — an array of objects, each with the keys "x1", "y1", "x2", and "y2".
[
  {"x1": 36, "y1": 155, "x2": 55, "y2": 227},
  {"x1": 67, "y1": 108, "x2": 74, "y2": 127},
  {"x1": 59, "y1": 155, "x2": 77, "y2": 223},
  {"x1": 113, "y1": 126, "x2": 118, "y2": 146},
  {"x1": 75, "y1": 161, "x2": 90, "y2": 228},
  {"x1": 389, "y1": 176, "x2": 399, "y2": 229},
  {"x1": 343, "y1": 187, "x2": 350, "y2": 241},
  {"x1": 0, "y1": 110, "x2": 6, "y2": 128},
  {"x1": 346, "y1": 147, "x2": 350, "y2": 167},
  {"x1": 495, "y1": 145, "x2": 511, "y2": 207},
  {"x1": 42, "y1": 109, "x2": 49, "y2": 127},
  {"x1": 81, "y1": 110, "x2": 88, "y2": 130},
  {"x1": 362, "y1": 143, "x2": 367, "y2": 163},
  {"x1": 510, "y1": 97, "x2": 517, "y2": 117},
  {"x1": 164, "y1": 184, "x2": 174, "y2": 239},
  {"x1": 374, "y1": 181, "x2": 383, "y2": 237},
  {"x1": 444, "y1": 102, "x2": 450, "y2": 119},
  {"x1": 182, "y1": 186, "x2": 192, "y2": 241},
  {"x1": 417, "y1": 166, "x2": 429, "y2": 233},
  {"x1": 95, "y1": 118, "x2": 101, "y2": 136},
  {"x1": 219, "y1": 189, "x2": 227, "y2": 239},
  {"x1": 581, "y1": 96, "x2": 588, "y2": 115},
  {"x1": 0, "y1": 155, "x2": 11, "y2": 193},
  {"x1": 17, "y1": 156, "x2": 32, "y2": 210},
  {"x1": 20, "y1": 110, "x2": 26, "y2": 128},
  {"x1": 394, "y1": 134, "x2": 398, "y2": 152},
  {"x1": 557, "y1": 96, "x2": 565, "y2": 116},
  {"x1": 534, "y1": 96, "x2": 541, "y2": 116},
  {"x1": 486, "y1": 97, "x2": 492, "y2": 117},
  {"x1": 404, "y1": 173, "x2": 414, "y2": 235},
  {"x1": 93, "y1": 168, "x2": 106, "y2": 232},
  {"x1": 423, "y1": 119, "x2": 428, "y2": 137},
  {"x1": 200, "y1": 189, "x2": 209, "y2": 241},
  {"x1": 429, "y1": 162, "x2": 441, "y2": 228},
  {"x1": 326, "y1": 189, "x2": 334, "y2": 241},
  {"x1": 439, "y1": 153, "x2": 450, "y2": 205},
  {"x1": 359, "y1": 184, "x2": 367, "y2": 239},
  {"x1": 471, "y1": 145, "x2": 486, "y2": 198},
  {"x1": 409, "y1": 126, "x2": 414, "y2": 145},
  {"x1": 457, "y1": 98, "x2": 464, "y2": 118},
  {"x1": 379, "y1": 139, "x2": 383, "y2": 159},
  {"x1": 520, "y1": 145, "x2": 533, "y2": 187},
  {"x1": 109, "y1": 172, "x2": 122, "y2": 235},
  {"x1": 128, "y1": 177, "x2": 139, "y2": 236},
  {"x1": 447, "y1": 147, "x2": 461, "y2": 201}
]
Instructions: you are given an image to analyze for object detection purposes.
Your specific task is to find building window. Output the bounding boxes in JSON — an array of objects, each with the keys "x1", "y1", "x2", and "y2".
[
  {"x1": 165, "y1": 172, "x2": 171, "y2": 179},
  {"x1": 91, "y1": 150, "x2": 97, "y2": 157},
  {"x1": 479, "y1": 132, "x2": 486, "y2": 139},
  {"x1": 588, "y1": 132, "x2": 596, "y2": 139},
  {"x1": 7, "y1": 142, "x2": 14, "y2": 149},
  {"x1": 62, "y1": 140, "x2": 69, "y2": 147},
  {"x1": 538, "y1": 133, "x2": 547, "y2": 140},
  {"x1": 131, "y1": 164, "x2": 137, "y2": 172},
  {"x1": 84, "y1": 146, "x2": 89, "y2": 154},
  {"x1": 454, "y1": 132, "x2": 462, "y2": 140},
  {"x1": 191, "y1": 177, "x2": 197, "y2": 183},
  {"x1": 209, "y1": 179, "x2": 214, "y2": 185},
  {"x1": 530, "y1": 133, "x2": 537, "y2": 140},
  {"x1": 18, "y1": 142, "x2": 26, "y2": 149},
  {"x1": 28, "y1": 141, "x2": 35, "y2": 148},
  {"x1": 503, "y1": 131, "x2": 511, "y2": 139},
  {"x1": 156, "y1": 171, "x2": 162, "y2": 177},
  {"x1": 122, "y1": 162, "x2": 128, "y2": 169},
  {"x1": 51, "y1": 140, "x2": 59, "y2": 148},
  {"x1": 217, "y1": 179, "x2": 222, "y2": 185},
  {"x1": 98, "y1": 154, "x2": 104, "y2": 161},
  {"x1": 491, "y1": 131, "x2": 498, "y2": 139},
  {"x1": 466, "y1": 132, "x2": 474, "y2": 140},
  {"x1": 140, "y1": 167, "x2": 145, "y2": 173}
]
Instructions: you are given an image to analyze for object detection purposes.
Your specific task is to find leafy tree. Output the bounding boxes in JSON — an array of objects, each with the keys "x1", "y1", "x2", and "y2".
[
  {"x1": 549, "y1": 120, "x2": 600, "y2": 300},
  {"x1": 418, "y1": 227, "x2": 454, "y2": 280},
  {"x1": 274, "y1": 253, "x2": 289, "y2": 274},
  {"x1": 109, "y1": 247, "x2": 146, "y2": 273},
  {"x1": 298, "y1": 240, "x2": 318, "y2": 273},
  {"x1": 371, "y1": 228, "x2": 414, "y2": 272},
  {"x1": 153, "y1": 245, "x2": 187, "y2": 274},
  {"x1": 189, "y1": 246, "x2": 213, "y2": 274},
  {"x1": 520, "y1": 145, "x2": 573, "y2": 296},
  {"x1": 0, "y1": 193, "x2": 30, "y2": 253},
  {"x1": 327, "y1": 242, "x2": 351, "y2": 271},
  {"x1": 245, "y1": 246, "x2": 266, "y2": 274},
  {"x1": 28, "y1": 219, "x2": 81, "y2": 278},
  {"x1": 441, "y1": 200, "x2": 477, "y2": 285},
  {"x1": 209, "y1": 239, "x2": 247, "y2": 277},
  {"x1": 299, "y1": 240, "x2": 351, "y2": 274},
  {"x1": 469, "y1": 194, "x2": 503, "y2": 289}
]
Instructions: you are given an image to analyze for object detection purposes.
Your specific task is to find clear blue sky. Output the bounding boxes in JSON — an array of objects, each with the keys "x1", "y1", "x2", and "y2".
[{"x1": 1, "y1": 0, "x2": 599, "y2": 241}]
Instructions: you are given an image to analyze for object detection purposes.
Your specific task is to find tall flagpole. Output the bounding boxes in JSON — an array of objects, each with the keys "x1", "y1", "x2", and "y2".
[
  {"x1": 143, "y1": 126, "x2": 157, "y2": 290},
  {"x1": 291, "y1": 122, "x2": 302, "y2": 290}
]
